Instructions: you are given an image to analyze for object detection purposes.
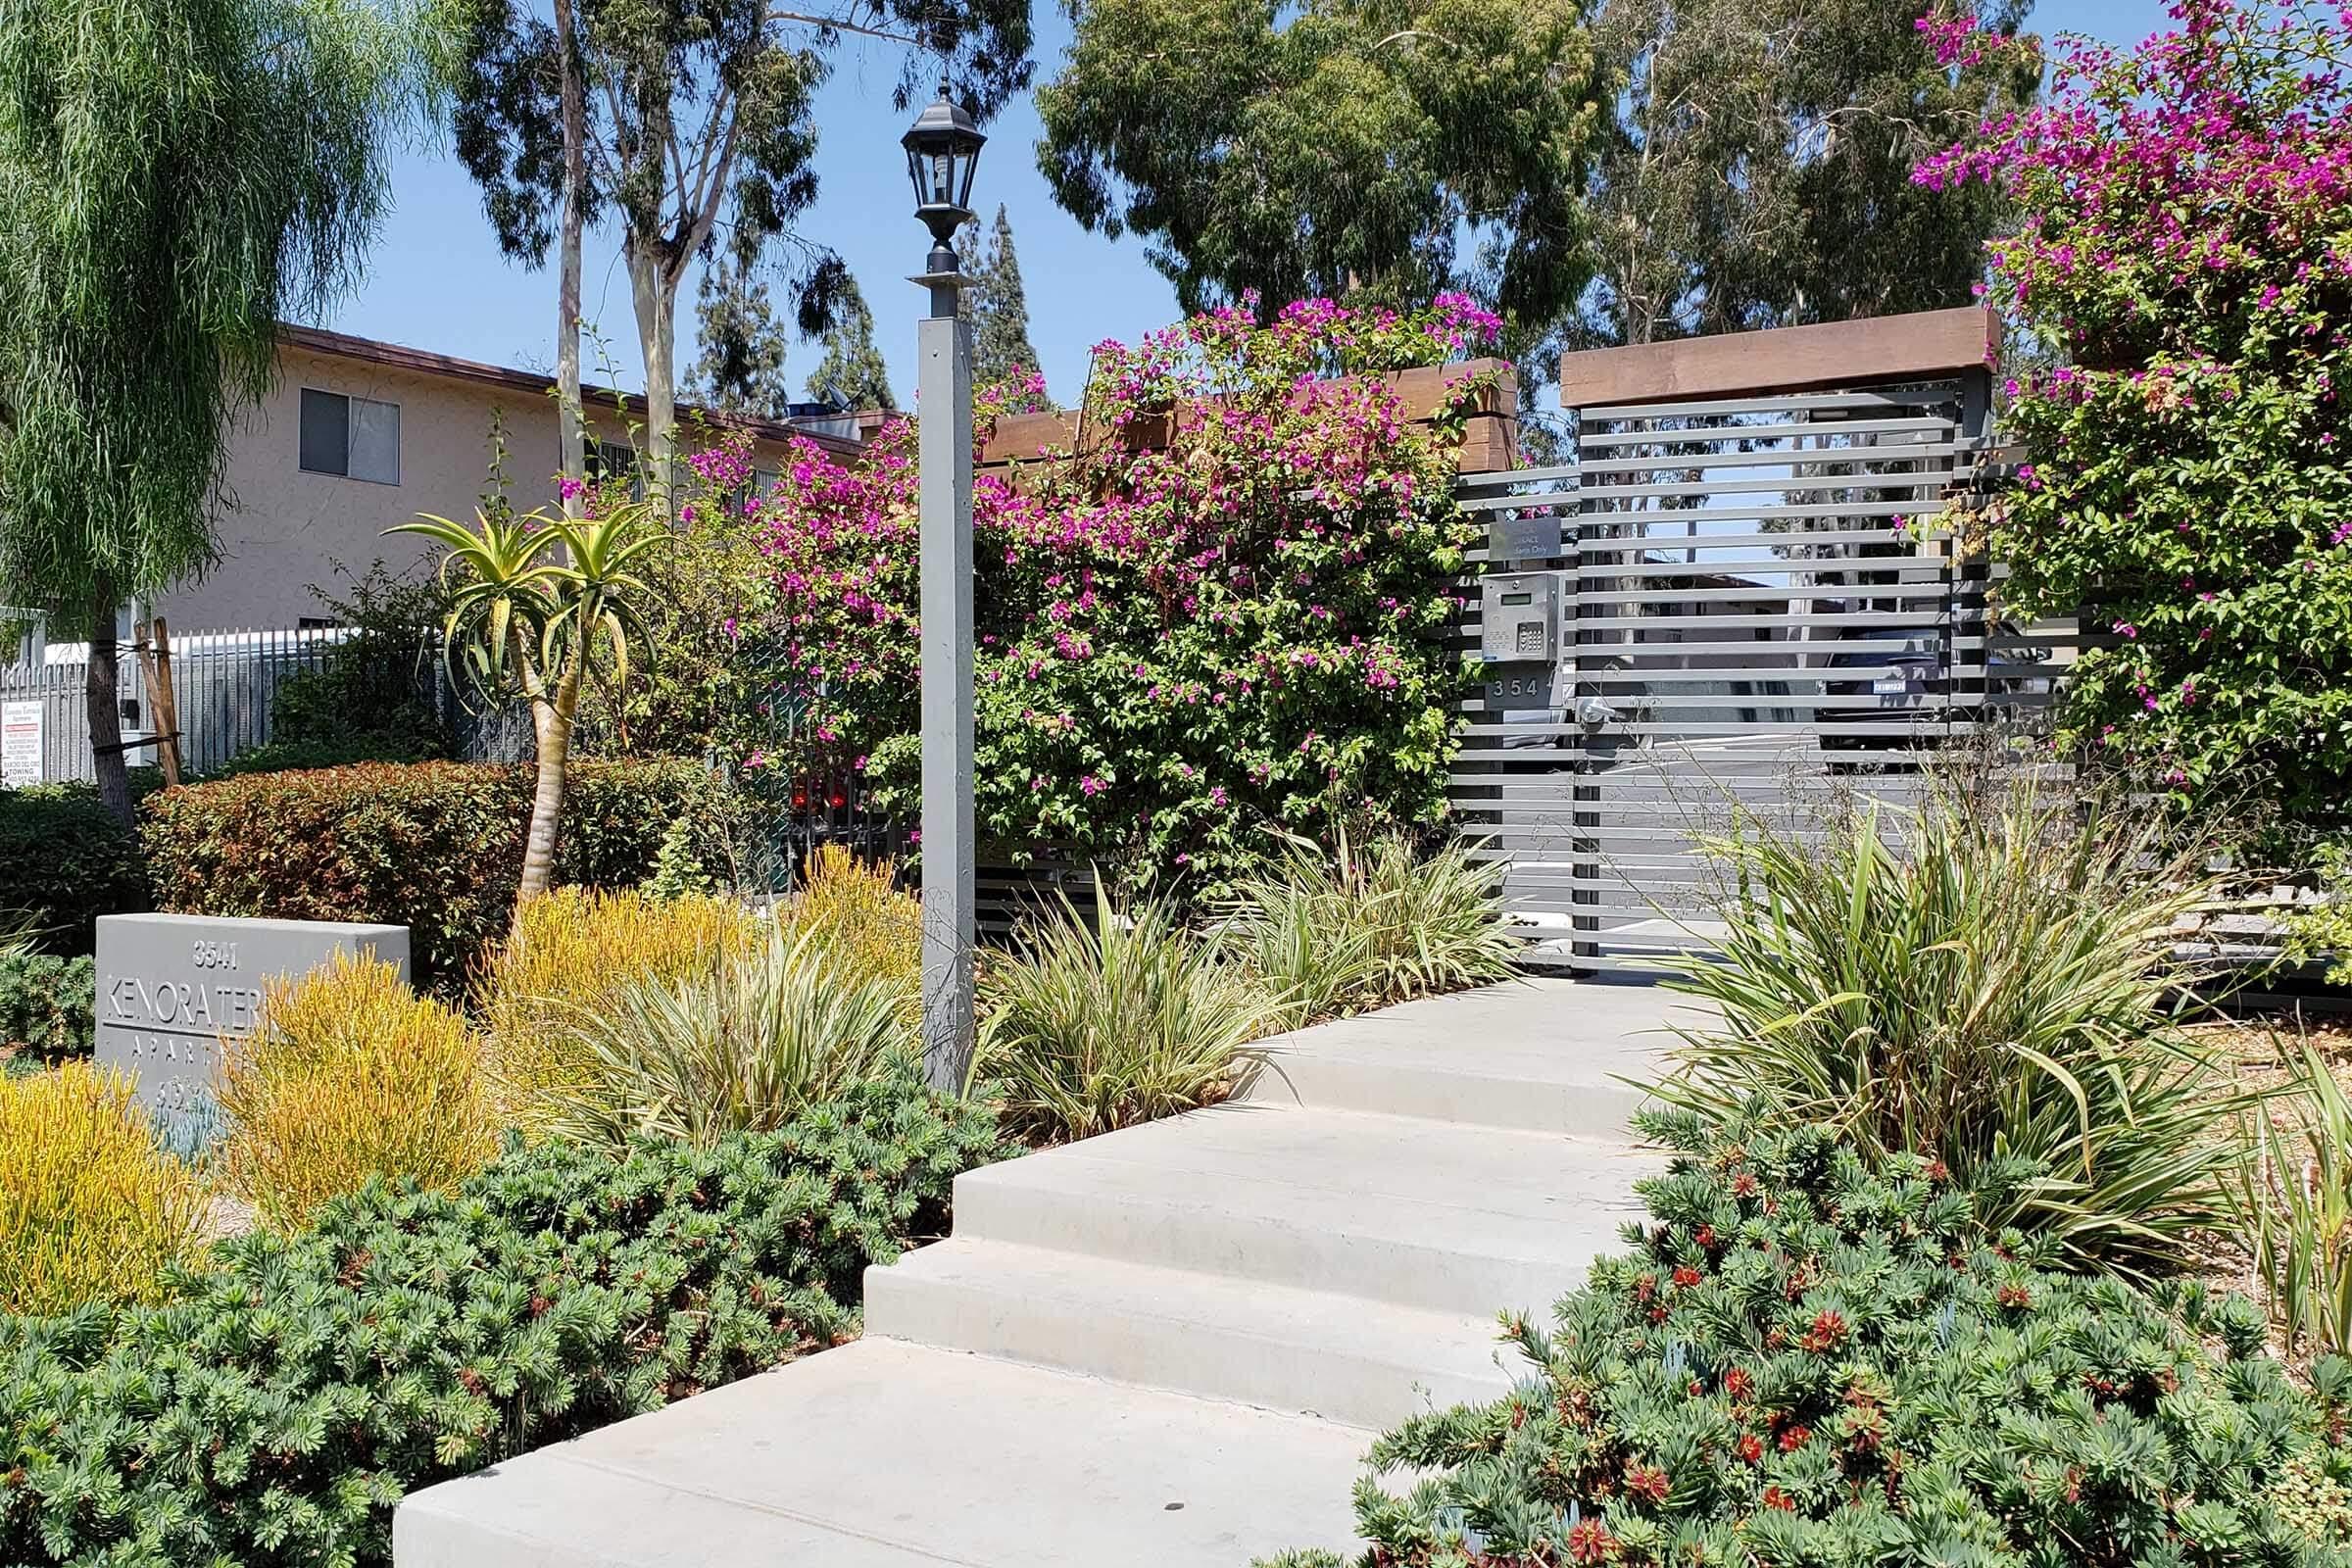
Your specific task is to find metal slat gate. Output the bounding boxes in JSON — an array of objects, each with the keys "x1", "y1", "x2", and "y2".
[{"x1": 1450, "y1": 358, "x2": 2050, "y2": 973}]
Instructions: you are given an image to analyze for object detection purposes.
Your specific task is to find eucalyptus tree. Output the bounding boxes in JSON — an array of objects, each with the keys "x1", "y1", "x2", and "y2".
[
  {"x1": 1035, "y1": 0, "x2": 1606, "y2": 354},
  {"x1": 453, "y1": 0, "x2": 1032, "y2": 491},
  {"x1": 1571, "y1": 0, "x2": 2037, "y2": 347},
  {"x1": 0, "y1": 0, "x2": 438, "y2": 821}
]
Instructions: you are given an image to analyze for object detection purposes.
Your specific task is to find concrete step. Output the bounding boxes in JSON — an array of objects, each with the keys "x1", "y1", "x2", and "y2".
[
  {"x1": 864, "y1": 1237, "x2": 1516, "y2": 1430},
  {"x1": 949, "y1": 1103, "x2": 1660, "y2": 1318},
  {"x1": 1241, "y1": 977, "x2": 1693, "y2": 1135},
  {"x1": 395, "y1": 1339, "x2": 1371, "y2": 1568}
]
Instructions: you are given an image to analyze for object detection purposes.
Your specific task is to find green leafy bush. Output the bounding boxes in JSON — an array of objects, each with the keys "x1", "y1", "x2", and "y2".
[
  {"x1": 1660, "y1": 769, "x2": 2237, "y2": 1277},
  {"x1": 979, "y1": 882, "x2": 1290, "y2": 1142},
  {"x1": 1226, "y1": 828, "x2": 1517, "y2": 1021},
  {"x1": 0, "y1": 784, "x2": 149, "y2": 954},
  {"x1": 2285, "y1": 840, "x2": 2352, "y2": 986},
  {"x1": 268, "y1": 560, "x2": 452, "y2": 760},
  {"x1": 0, "y1": 952, "x2": 93, "y2": 1060},
  {"x1": 1267, "y1": 1110, "x2": 2352, "y2": 1568},
  {"x1": 201, "y1": 730, "x2": 434, "y2": 780},
  {"x1": 0, "y1": 1069, "x2": 1014, "y2": 1568},
  {"x1": 139, "y1": 759, "x2": 725, "y2": 980}
]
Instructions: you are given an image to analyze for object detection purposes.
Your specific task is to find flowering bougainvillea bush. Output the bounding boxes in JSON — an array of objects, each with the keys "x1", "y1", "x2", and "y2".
[
  {"x1": 746, "y1": 295, "x2": 1498, "y2": 896},
  {"x1": 1264, "y1": 1109, "x2": 2352, "y2": 1568},
  {"x1": 1918, "y1": 1, "x2": 2352, "y2": 830}
]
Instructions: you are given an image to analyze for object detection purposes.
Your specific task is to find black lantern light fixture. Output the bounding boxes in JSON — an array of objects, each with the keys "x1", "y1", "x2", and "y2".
[{"x1": 902, "y1": 78, "x2": 986, "y2": 275}]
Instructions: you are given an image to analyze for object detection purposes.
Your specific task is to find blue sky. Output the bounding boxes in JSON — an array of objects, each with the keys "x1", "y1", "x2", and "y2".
[{"x1": 323, "y1": 0, "x2": 2180, "y2": 414}]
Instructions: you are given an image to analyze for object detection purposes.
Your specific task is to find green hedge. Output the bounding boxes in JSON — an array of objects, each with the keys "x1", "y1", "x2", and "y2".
[
  {"x1": 0, "y1": 952, "x2": 94, "y2": 1060},
  {"x1": 199, "y1": 731, "x2": 436, "y2": 781},
  {"x1": 0, "y1": 1069, "x2": 1015, "y2": 1568},
  {"x1": 1271, "y1": 1111, "x2": 2352, "y2": 1568},
  {"x1": 140, "y1": 759, "x2": 726, "y2": 980},
  {"x1": 0, "y1": 784, "x2": 150, "y2": 955}
]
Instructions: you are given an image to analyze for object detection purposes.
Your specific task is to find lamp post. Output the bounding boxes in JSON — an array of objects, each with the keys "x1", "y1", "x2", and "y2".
[{"x1": 904, "y1": 80, "x2": 983, "y2": 1093}]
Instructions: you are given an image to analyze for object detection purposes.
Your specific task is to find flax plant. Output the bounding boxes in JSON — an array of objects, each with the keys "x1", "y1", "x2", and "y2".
[
  {"x1": 2237, "y1": 1034, "x2": 2352, "y2": 1357},
  {"x1": 531, "y1": 925, "x2": 914, "y2": 1151},
  {"x1": 1225, "y1": 828, "x2": 1518, "y2": 1023},
  {"x1": 981, "y1": 881, "x2": 1290, "y2": 1143},
  {"x1": 1657, "y1": 767, "x2": 2238, "y2": 1277}
]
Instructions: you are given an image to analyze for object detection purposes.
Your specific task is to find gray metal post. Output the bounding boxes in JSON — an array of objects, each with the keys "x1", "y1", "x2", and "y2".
[{"x1": 916, "y1": 277, "x2": 976, "y2": 1092}]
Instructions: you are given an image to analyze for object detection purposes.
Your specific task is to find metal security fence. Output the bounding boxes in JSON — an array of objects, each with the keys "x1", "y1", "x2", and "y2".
[
  {"x1": 1, "y1": 626, "x2": 352, "y2": 784},
  {"x1": 1450, "y1": 311, "x2": 2076, "y2": 973}
]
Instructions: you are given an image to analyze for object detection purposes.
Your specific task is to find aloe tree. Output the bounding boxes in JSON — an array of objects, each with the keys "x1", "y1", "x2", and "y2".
[
  {"x1": 396, "y1": 503, "x2": 662, "y2": 912},
  {"x1": 0, "y1": 0, "x2": 438, "y2": 822}
]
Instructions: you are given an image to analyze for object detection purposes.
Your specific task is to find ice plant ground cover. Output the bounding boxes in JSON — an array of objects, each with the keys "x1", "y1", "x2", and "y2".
[
  {"x1": 1918, "y1": 0, "x2": 2352, "y2": 834},
  {"x1": 726, "y1": 294, "x2": 1501, "y2": 900}
]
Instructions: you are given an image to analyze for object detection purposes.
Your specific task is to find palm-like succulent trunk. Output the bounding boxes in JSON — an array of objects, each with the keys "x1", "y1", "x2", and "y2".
[{"x1": 514, "y1": 646, "x2": 588, "y2": 916}]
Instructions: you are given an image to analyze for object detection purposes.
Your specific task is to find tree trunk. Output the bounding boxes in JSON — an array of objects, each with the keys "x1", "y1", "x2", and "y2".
[
  {"x1": 514, "y1": 649, "x2": 586, "y2": 917},
  {"x1": 626, "y1": 244, "x2": 679, "y2": 502},
  {"x1": 555, "y1": 0, "x2": 587, "y2": 514},
  {"x1": 84, "y1": 579, "x2": 133, "y2": 825}
]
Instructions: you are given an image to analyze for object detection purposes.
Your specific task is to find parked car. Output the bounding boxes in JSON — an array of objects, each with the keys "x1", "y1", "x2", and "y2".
[{"x1": 1821, "y1": 626, "x2": 1945, "y2": 758}]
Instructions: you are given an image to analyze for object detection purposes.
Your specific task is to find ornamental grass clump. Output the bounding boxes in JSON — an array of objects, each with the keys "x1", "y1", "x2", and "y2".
[
  {"x1": 1264, "y1": 1109, "x2": 2352, "y2": 1568},
  {"x1": 527, "y1": 924, "x2": 914, "y2": 1151},
  {"x1": 478, "y1": 886, "x2": 760, "y2": 1132},
  {"x1": 217, "y1": 954, "x2": 496, "y2": 1231},
  {"x1": 1659, "y1": 767, "x2": 2236, "y2": 1277},
  {"x1": 0, "y1": 1062, "x2": 207, "y2": 1315},
  {"x1": 980, "y1": 881, "x2": 1290, "y2": 1143},
  {"x1": 1226, "y1": 827, "x2": 1517, "y2": 1022},
  {"x1": 2237, "y1": 1033, "x2": 2352, "y2": 1359}
]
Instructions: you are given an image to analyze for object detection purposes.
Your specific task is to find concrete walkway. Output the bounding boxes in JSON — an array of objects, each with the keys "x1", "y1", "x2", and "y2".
[{"x1": 395, "y1": 977, "x2": 1690, "y2": 1568}]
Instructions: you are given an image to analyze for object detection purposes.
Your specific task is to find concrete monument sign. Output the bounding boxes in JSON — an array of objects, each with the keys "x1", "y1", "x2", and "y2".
[{"x1": 95, "y1": 912, "x2": 410, "y2": 1139}]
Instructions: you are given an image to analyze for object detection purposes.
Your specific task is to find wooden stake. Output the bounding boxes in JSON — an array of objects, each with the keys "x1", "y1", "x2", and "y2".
[{"x1": 139, "y1": 617, "x2": 183, "y2": 787}]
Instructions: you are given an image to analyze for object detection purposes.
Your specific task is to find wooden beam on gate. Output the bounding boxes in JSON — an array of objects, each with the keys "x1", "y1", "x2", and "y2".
[{"x1": 1556, "y1": 307, "x2": 1997, "y2": 410}]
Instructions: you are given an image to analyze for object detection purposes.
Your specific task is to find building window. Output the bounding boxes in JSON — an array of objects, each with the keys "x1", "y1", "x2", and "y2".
[
  {"x1": 299, "y1": 389, "x2": 400, "y2": 484},
  {"x1": 586, "y1": 438, "x2": 645, "y2": 503}
]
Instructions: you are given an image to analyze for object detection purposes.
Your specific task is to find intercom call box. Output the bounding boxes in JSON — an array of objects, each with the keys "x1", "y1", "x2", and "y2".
[{"x1": 1479, "y1": 572, "x2": 1563, "y2": 663}]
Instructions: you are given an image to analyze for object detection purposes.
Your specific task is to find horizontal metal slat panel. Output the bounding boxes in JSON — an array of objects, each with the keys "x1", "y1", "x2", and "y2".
[
  {"x1": 1572, "y1": 498, "x2": 1949, "y2": 527},
  {"x1": 1575, "y1": 440, "x2": 1974, "y2": 476},
  {"x1": 1575, "y1": 415, "x2": 1957, "y2": 449},
  {"x1": 1457, "y1": 461, "x2": 1580, "y2": 490},
  {"x1": 1571, "y1": 580, "x2": 1958, "y2": 607},
  {"x1": 1557, "y1": 551, "x2": 1938, "y2": 577},
  {"x1": 1574, "y1": 469, "x2": 1975, "y2": 504},
  {"x1": 1579, "y1": 385, "x2": 1962, "y2": 421},
  {"x1": 1457, "y1": 491, "x2": 1577, "y2": 514}
]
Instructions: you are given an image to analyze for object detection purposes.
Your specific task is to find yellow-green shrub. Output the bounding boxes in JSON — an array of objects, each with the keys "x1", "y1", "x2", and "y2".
[
  {"x1": 476, "y1": 887, "x2": 759, "y2": 1131},
  {"x1": 0, "y1": 1062, "x2": 207, "y2": 1314},
  {"x1": 216, "y1": 955, "x2": 495, "y2": 1230},
  {"x1": 790, "y1": 846, "x2": 920, "y2": 1022}
]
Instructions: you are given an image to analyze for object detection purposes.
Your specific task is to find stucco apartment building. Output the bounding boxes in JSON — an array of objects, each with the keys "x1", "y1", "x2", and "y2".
[{"x1": 158, "y1": 325, "x2": 868, "y2": 631}]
